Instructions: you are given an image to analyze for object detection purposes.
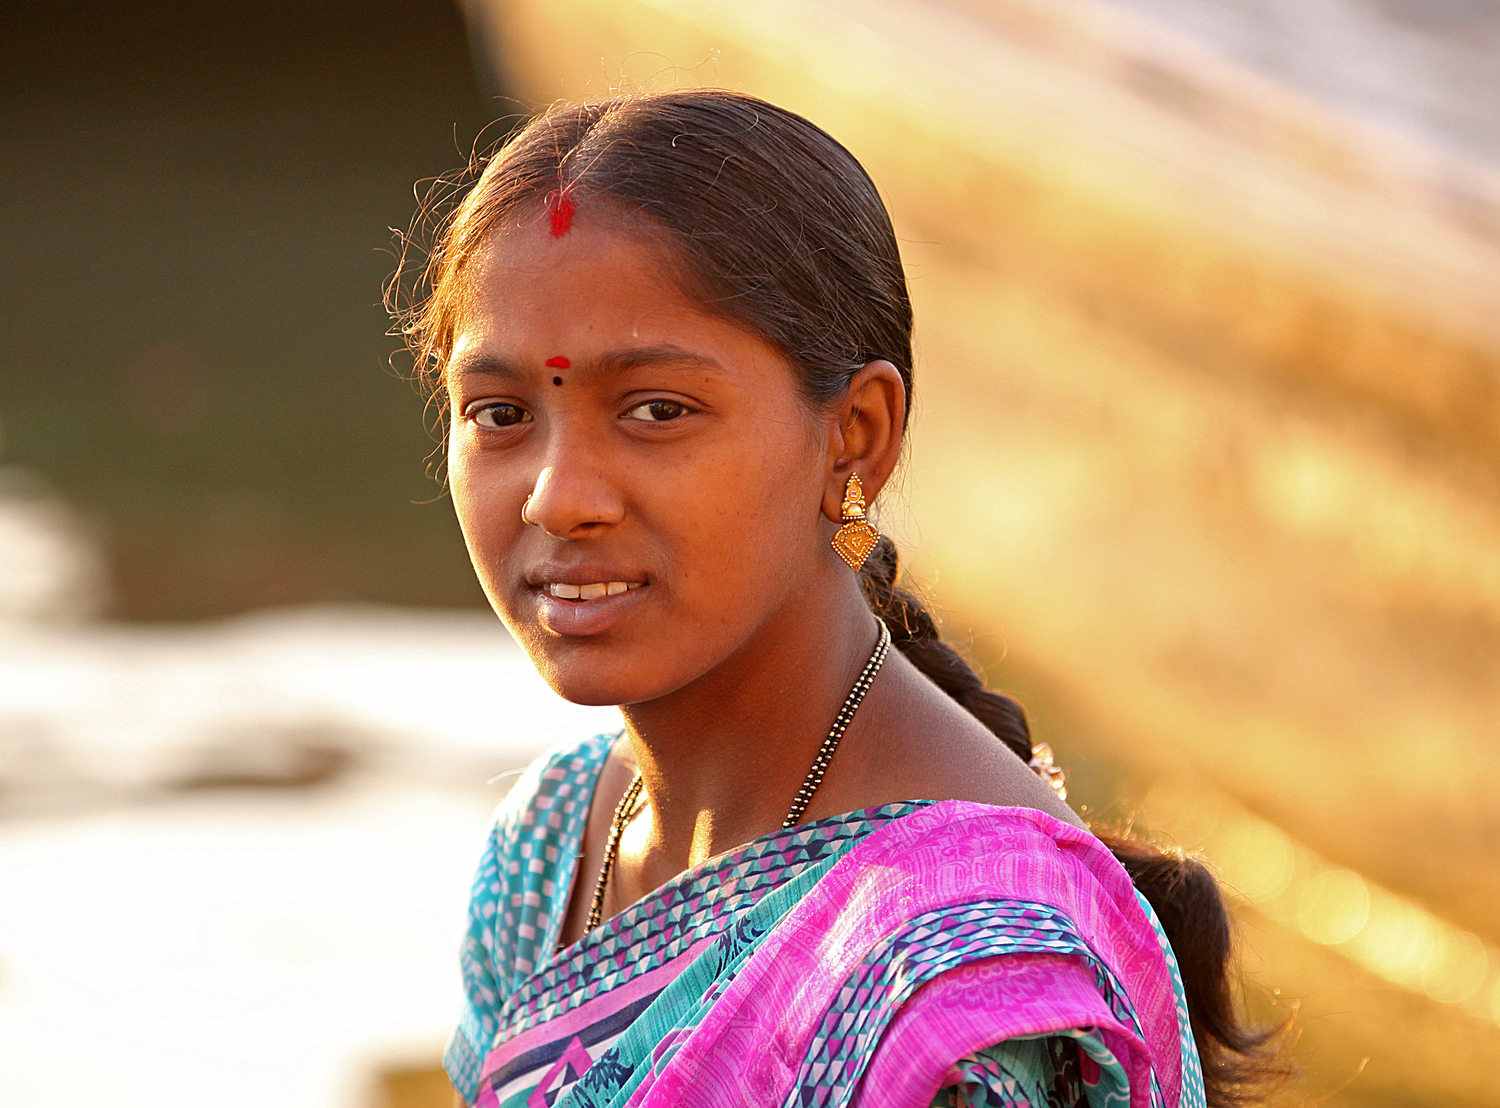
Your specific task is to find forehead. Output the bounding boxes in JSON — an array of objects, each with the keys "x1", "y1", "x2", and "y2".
[
  {"x1": 452, "y1": 218, "x2": 706, "y2": 348},
  {"x1": 444, "y1": 215, "x2": 809, "y2": 411}
]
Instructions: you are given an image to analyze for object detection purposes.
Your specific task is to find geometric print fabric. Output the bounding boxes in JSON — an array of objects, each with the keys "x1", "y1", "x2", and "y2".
[{"x1": 792, "y1": 900, "x2": 1144, "y2": 1108}]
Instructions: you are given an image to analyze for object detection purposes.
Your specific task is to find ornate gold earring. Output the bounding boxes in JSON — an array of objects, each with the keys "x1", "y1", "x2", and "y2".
[{"x1": 831, "y1": 473, "x2": 880, "y2": 571}]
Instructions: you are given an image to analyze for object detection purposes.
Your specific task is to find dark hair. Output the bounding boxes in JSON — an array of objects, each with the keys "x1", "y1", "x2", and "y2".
[{"x1": 393, "y1": 89, "x2": 1285, "y2": 1104}]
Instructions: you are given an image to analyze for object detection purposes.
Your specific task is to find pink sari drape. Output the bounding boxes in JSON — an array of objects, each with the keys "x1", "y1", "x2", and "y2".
[{"x1": 625, "y1": 801, "x2": 1183, "y2": 1108}]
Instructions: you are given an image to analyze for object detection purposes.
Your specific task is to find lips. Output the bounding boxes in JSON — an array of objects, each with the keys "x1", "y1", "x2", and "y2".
[{"x1": 528, "y1": 570, "x2": 650, "y2": 636}]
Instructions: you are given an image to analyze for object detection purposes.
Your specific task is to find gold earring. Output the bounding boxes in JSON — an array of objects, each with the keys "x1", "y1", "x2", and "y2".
[{"x1": 831, "y1": 473, "x2": 880, "y2": 571}]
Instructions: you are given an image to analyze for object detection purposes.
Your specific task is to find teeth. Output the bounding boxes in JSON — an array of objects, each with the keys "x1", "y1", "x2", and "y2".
[{"x1": 547, "y1": 581, "x2": 642, "y2": 599}]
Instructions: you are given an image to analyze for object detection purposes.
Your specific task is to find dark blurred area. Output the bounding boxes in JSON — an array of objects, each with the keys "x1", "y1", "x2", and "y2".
[{"x1": 0, "y1": 0, "x2": 497, "y2": 619}]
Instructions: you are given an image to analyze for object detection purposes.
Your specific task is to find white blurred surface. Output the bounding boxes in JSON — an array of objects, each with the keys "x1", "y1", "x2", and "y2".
[
  {"x1": 0, "y1": 783, "x2": 488, "y2": 1107},
  {"x1": 0, "y1": 604, "x2": 620, "y2": 806}
]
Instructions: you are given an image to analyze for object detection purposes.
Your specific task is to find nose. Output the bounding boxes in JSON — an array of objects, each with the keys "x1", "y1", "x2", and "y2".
[{"x1": 522, "y1": 463, "x2": 626, "y2": 539}]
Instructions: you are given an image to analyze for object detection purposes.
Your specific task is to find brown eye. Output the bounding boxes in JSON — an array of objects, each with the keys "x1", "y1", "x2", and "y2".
[
  {"x1": 624, "y1": 400, "x2": 690, "y2": 423},
  {"x1": 473, "y1": 403, "x2": 532, "y2": 428}
]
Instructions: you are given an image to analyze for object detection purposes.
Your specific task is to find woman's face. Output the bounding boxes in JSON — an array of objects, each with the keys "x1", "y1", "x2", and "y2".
[{"x1": 445, "y1": 213, "x2": 833, "y2": 706}]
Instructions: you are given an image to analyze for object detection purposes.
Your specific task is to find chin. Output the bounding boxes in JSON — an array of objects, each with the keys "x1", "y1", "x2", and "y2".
[{"x1": 524, "y1": 639, "x2": 684, "y2": 708}]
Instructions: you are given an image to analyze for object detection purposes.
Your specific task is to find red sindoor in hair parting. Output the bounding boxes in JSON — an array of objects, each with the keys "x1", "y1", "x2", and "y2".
[{"x1": 547, "y1": 190, "x2": 576, "y2": 237}]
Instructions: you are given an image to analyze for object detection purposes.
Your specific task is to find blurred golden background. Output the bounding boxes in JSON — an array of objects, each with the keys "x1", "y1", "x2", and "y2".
[{"x1": 1, "y1": 1, "x2": 1496, "y2": 1106}]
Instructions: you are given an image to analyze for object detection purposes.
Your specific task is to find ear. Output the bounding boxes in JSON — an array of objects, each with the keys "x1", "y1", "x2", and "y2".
[{"x1": 821, "y1": 360, "x2": 907, "y2": 524}]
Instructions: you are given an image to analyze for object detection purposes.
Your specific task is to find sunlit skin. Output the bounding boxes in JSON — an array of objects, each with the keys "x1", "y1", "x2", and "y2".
[{"x1": 445, "y1": 209, "x2": 1083, "y2": 950}]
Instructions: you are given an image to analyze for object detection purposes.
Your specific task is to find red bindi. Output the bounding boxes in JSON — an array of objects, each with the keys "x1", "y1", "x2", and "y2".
[
  {"x1": 545, "y1": 356, "x2": 570, "y2": 369},
  {"x1": 548, "y1": 191, "x2": 576, "y2": 237}
]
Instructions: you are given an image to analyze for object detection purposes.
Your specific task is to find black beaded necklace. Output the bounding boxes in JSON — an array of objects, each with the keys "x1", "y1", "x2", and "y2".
[{"x1": 584, "y1": 620, "x2": 892, "y2": 932}]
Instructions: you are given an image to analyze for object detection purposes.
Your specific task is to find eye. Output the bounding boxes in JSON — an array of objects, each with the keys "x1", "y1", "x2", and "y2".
[
  {"x1": 624, "y1": 399, "x2": 692, "y2": 423},
  {"x1": 470, "y1": 403, "x2": 532, "y2": 429}
]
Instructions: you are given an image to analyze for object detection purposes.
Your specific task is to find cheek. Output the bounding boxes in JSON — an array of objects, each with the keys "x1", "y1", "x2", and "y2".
[
  {"x1": 446, "y1": 441, "x2": 518, "y2": 582},
  {"x1": 659, "y1": 429, "x2": 824, "y2": 598},
  {"x1": 446, "y1": 440, "x2": 484, "y2": 543}
]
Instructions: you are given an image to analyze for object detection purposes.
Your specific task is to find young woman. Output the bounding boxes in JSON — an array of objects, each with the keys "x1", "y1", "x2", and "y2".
[{"x1": 395, "y1": 89, "x2": 1278, "y2": 1108}]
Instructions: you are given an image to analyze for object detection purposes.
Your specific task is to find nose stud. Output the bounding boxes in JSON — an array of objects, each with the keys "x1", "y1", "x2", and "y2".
[{"x1": 521, "y1": 495, "x2": 538, "y2": 526}]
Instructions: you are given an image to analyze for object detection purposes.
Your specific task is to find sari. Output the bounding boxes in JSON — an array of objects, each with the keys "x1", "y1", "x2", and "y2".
[{"x1": 447, "y1": 733, "x2": 1206, "y2": 1108}]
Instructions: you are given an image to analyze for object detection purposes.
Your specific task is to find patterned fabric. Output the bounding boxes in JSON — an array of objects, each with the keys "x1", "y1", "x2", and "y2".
[
  {"x1": 448, "y1": 734, "x2": 616, "y2": 1092},
  {"x1": 446, "y1": 733, "x2": 1207, "y2": 1108}
]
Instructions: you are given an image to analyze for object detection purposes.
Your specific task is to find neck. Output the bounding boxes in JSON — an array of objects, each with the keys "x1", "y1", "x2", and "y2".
[{"x1": 618, "y1": 568, "x2": 882, "y2": 875}]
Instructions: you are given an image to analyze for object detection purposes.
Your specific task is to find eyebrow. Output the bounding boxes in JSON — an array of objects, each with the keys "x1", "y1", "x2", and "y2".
[{"x1": 449, "y1": 344, "x2": 726, "y2": 382}]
